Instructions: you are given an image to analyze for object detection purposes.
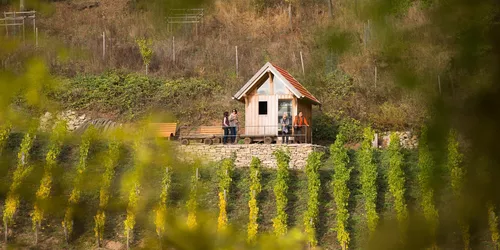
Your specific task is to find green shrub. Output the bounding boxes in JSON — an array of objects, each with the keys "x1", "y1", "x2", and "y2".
[
  {"x1": 338, "y1": 117, "x2": 363, "y2": 143},
  {"x1": 312, "y1": 112, "x2": 337, "y2": 144},
  {"x1": 52, "y1": 73, "x2": 225, "y2": 123},
  {"x1": 54, "y1": 72, "x2": 164, "y2": 120}
]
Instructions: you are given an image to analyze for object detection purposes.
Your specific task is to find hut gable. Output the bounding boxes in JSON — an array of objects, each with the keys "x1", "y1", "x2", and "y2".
[{"x1": 233, "y1": 62, "x2": 320, "y2": 105}]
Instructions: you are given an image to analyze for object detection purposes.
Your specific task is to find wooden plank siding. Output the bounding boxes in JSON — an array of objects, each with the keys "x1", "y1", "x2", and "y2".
[{"x1": 244, "y1": 72, "x2": 297, "y2": 137}]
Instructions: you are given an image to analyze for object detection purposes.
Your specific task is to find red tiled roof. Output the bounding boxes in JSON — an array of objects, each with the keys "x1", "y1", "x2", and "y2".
[{"x1": 271, "y1": 63, "x2": 320, "y2": 104}]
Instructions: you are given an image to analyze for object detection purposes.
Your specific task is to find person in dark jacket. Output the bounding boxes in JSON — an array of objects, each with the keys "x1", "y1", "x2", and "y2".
[
  {"x1": 281, "y1": 112, "x2": 291, "y2": 144},
  {"x1": 229, "y1": 109, "x2": 239, "y2": 144},
  {"x1": 222, "y1": 111, "x2": 230, "y2": 144}
]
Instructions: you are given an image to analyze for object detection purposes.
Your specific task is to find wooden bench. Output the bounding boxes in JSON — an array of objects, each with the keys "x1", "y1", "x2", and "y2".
[
  {"x1": 179, "y1": 126, "x2": 226, "y2": 145},
  {"x1": 150, "y1": 123, "x2": 178, "y2": 140}
]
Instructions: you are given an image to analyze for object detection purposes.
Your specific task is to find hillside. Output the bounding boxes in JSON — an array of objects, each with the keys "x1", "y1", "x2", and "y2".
[{"x1": 2, "y1": 0, "x2": 438, "y2": 132}]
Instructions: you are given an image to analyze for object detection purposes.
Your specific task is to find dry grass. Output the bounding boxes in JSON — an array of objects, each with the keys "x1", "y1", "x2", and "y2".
[{"x1": 2, "y1": 0, "x2": 447, "y2": 128}]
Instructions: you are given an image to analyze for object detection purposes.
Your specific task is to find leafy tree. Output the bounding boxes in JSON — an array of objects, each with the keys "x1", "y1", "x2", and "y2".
[{"x1": 136, "y1": 38, "x2": 153, "y2": 75}]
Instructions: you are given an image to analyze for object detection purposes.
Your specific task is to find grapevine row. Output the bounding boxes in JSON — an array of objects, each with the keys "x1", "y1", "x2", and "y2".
[
  {"x1": 331, "y1": 132, "x2": 351, "y2": 250},
  {"x1": 358, "y1": 127, "x2": 379, "y2": 234},
  {"x1": 272, "y1": 148, "x2": 290, "y2": 236},
  {"x1": 217, "y1": 157, "x2": 234, "y2": 231},
  {"x1": 304, "y1": 151, "x2": 323, "y2": 247},
  {"x1": 155, "y1": 166, "x2": 172, "y2": 238},
  {"x1": 124, "y1": 138, "x2": 149, "y2": 249},
  {"x1": 0, "y1": 123, "x2": 11, "y2": 155},
  {"x1": 387, "y1": 133, "x2": 408, "y2": 231},
  {"x1": 94, "y1": 139, "x2": 120, "y2": 247},
  {"x1": 3, "y1": 124, "x2": 37, "y2": 243},
  {"x1": 186, "y1": 169, "x2": 198, "y2": 229},
  {"x1": 62, "y1": 126, "x2": 96, "y2": 241},
  {"x1": 488, "y1": 203, "x2": 500, "y2": 249},
  {"x1": 446, "y1": 130, "x2": 470, "y2": 249},
  {"x1": 32, "y1": 121, "x2": 67, "y2": 244},
  {"x1": 247, "y1": 157, "x2": 262, "y2": 243},
  {"x1": 417, "y1": 127, "x2": 439, "y2": 247}
]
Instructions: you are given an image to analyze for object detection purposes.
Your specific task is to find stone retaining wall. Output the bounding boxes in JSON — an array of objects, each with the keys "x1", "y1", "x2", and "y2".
[
  {"x1": 376, "y1": 131, "x2": 418, "y2": 149},
  {"x1": 176, "y1": 144, "x2": 327, "y2": 169}
]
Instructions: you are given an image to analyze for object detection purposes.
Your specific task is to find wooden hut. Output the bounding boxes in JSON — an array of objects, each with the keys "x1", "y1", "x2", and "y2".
[{"x1": 233, "y1": 62, "x2": 321, "y2": 144}]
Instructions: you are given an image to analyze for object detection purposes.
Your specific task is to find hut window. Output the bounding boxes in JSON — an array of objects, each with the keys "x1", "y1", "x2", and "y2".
[
  {"x1": 278, "y1": 100, "x2": 292, "y2": 123},
  {"x1": 257, "y1": 79, "x2": 270, "y2": 95},
  {"x1": 274, "y1": 77, "x2": 287, "y2": 95},
  {"x1": 259, "y1": 101, "x2": 268, "y2": 115}
]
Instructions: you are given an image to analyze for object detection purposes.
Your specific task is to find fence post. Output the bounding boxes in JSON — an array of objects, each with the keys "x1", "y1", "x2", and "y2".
[
  {"x1": 102, "y1": 31, "x2": 106, "y2": 60},
  {"x1": 310, "y1": 126, "x2": 312, "y2": 144},
  {"x1": 438, "y1": 75, "x2": 441, "y2": 95},
  {"x1": 172, "y1": 36, "x2": 175, "y2": 64},
  {"x1": 35, "y1": 27, "x2": 38, "y2": 48},
  {"x1": 22, "y1": 19, "x2": 25, "y2": 43},
  {"x1": 300, "y1": 51, "x2": 305, "y2": 75},
  {"x1": 235, "y1": 45, "x2": 239, "y2": 77}
]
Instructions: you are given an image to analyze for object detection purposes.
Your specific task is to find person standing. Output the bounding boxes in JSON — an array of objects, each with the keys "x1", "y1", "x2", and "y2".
[
  {"x1": 281, "y1": 112, "x2": 291, "y2": 144},
  {"x1": 229, "y1": 109, "x2": 239, "y2": 144},
  {"x1": 222, "y1": 111, "x2": 230, "y2": 145},
  {"x1": 293, "y1": 111, "x2": 309, "y2": 143}
]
